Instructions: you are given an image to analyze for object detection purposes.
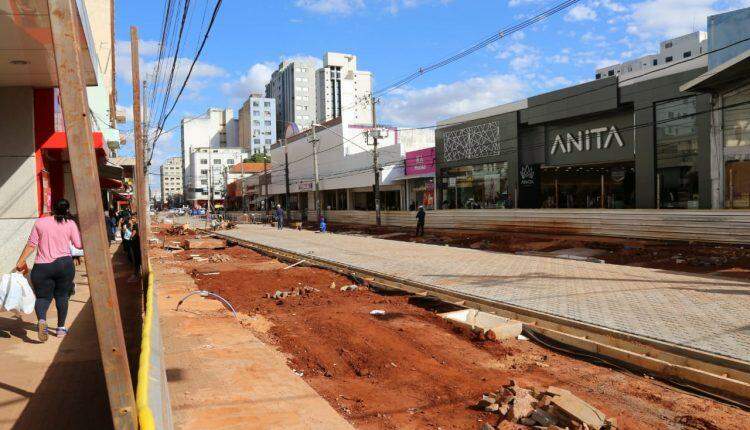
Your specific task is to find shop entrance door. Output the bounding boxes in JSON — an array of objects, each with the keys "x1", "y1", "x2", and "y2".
[{"x1": 540, "y1": 162, "x2": 635, "y2": 208}]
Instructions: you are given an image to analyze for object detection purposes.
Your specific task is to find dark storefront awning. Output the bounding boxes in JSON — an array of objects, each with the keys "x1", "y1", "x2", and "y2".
[{"x1": 681, "y1": 49, "x2": 750, "y2": 92}]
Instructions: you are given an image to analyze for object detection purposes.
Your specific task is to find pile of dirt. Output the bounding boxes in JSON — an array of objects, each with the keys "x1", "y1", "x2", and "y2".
[{"x1": 176, "y1": 243, "x2": 750, "y2": 430}]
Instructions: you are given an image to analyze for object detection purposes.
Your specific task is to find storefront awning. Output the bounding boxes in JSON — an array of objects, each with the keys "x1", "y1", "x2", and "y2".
[
  {"x1": 681, "y1": 49, "x2": 750, "y2": 92},
  {"x1": 40, "y1": 131, "x2": 104, "y2": 150}
]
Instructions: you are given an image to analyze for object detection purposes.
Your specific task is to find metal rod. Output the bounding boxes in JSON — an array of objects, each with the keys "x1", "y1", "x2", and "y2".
[
  {"x1": 311, "y1": 126, "x2": 321, "y2": 222},
  {"x1": 371, "y1": 95, "x2": 381, "y2": 226},
  {"x1": 47, "y1": 1, "x2": 137, "y2": 427}
]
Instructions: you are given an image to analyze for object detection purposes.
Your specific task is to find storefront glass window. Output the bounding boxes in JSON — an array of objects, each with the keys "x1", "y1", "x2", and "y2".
[
  {"x1": 723, "y1": 85, "x2": 750, "y2": 208},
  {"x1": 407, "y1": 178, "x2": 435, "y2": 210},
  {"x1": 655, "y1": 96, "x2": 700, "y2": 208},
  {"x1": 439, "y1": 162, "x2": 509, "y2": 209},
  {"x1": 540, "y1": 164, "x2": 635, "y2": 208}
]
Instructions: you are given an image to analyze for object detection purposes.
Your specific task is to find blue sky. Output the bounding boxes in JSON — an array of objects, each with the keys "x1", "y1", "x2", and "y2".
[{"x1": 112, "y1": 0, "x2": 750, "y2": 182}]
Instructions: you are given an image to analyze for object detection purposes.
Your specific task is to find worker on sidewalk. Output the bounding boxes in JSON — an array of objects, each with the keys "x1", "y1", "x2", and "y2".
[
  {"x1": 415, "y1": 205, "x2": 426, "y2": 237},
  {"x1": 15, "y1": 199, "x2": 81, "y2": 342},
  {"x1": 275, "y1": 204, "x2": 285, "y2": 230}
]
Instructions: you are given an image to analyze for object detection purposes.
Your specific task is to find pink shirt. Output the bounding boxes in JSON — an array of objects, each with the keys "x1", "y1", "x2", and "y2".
[{"x1": 28, "y1": 216, "x2": 82, "y2": 264}]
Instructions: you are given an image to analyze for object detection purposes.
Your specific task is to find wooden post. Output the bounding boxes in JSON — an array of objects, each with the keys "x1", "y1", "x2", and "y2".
[
  {"x1": 131, "y1": 27, "x2": 150, "y2": 278},
  {"x1": 47, "y1": 1, "x2": 137, "y2": 428}
]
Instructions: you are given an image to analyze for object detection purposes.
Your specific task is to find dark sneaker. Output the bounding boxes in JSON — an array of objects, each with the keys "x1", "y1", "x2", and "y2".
[
  {"x1": 57, "y1": 327, "x2": 68, "y2": 338},
  {"x1": 38, "y1": 320, "x2": 48, "y2": 342}
]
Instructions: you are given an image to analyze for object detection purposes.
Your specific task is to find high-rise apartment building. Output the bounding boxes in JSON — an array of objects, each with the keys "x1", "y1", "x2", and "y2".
[
  {"x1": 238, "y1": 94, "x2": 277, "y2": 154},
  {"x1": 160, "y1": 156, "x2": 183, "y2": 205},
  {"x1": 316, "y1": 52, "x2": 373, "y2": 124},
  {"x1": 180, "y1": 107, "x2": 243, "y2": 199},
  {"x1": 265, "y1": 59, "x2": 318, "y2": 136}
]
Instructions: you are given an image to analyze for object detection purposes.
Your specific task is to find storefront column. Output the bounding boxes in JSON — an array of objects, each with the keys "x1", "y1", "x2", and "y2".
[
  {"x1": 346, "y1": 189, "x2": 353, "y2": 210},
  {"x1": 696, "y1": 93, "x2": 713, "y2": 209},
  {"x1": 710, "y1": 95, "x2": 725, "y2": 208},
  {"x1": 634, "y1": 104, "x2": 657, "y2": 208}
]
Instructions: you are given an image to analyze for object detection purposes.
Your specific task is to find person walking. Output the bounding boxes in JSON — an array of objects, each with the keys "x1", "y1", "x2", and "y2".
[
  {"x1": 275, "y1": 204, "x2": 284, "y2": 230},
  {"x1": 119, "y1": 212, "x2": 134, "y2": 264},
  {"x1": 415, "y1": 205, "x2": 426, "y2": 237},
  {"x1": 15, "y1": 199, "x2": 81, "y2": 342}
]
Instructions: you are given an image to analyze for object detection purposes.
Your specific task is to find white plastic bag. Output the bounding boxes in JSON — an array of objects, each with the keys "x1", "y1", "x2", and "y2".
[
  {"x1": 1, "y1": 273, "x2": 35, "y2": 314},
  {"x1": 70, "y1": 243, "x2": 84, "y2": 257}
]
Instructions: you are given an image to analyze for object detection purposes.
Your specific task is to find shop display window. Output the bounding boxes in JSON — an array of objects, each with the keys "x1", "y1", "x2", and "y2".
[
  {"x1": 655, "y1": 96, "x2": 700, "y2": 208},
  {"x1": 439, "y1": 162, "x2": 510, "y2": 209}
]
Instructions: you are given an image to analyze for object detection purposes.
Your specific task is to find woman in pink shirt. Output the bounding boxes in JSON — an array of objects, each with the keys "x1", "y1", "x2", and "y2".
[{"x1": 15, "y1": 199, "x2": 82, "y2": 342}]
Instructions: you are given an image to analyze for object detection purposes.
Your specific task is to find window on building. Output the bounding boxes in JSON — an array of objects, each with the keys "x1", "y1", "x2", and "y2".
[
  {"x1": 683, "y1": 51, "x2": 691, "y2": 58},
  {"x1": 655, "y1": 96, "x2": 700, "y2": 209},
  {"x1": 201, "y1": 169, "x2": 208, "y2": 175},
  {"x1": 653, "y1": 59, "x2": 658, "y2": 66},
  {"x1": 264, "y1": 101, "x2": 270, "y2": 107},
  {"x1": 265, "y1": 139, "x2": 271, "y2": 144},
  {"x1": 264, "y1": 121, "x2": 271, "y2": 126},
  {"x1": 200, "y1": 180, "x2": 207, "y2": 185},
  {"x1": 252, "y1": 101, "x2": 259, "y2": 107},
  {"x1": 596, "y1": 73, "x2": 601, "y2": 79},
  {"x1": 607, "y1": 70, "x2": 614, "y2": 76},
  {"x1": 666, "y1": 56, "x2": 673, "y2": 62},
  {"x1": 253, "y1": 110, "x2": 260, "y2": 116},
  {"x1": 440, "y1": 163, "x2": 510, "y2": 209},
  {"x1": 665, "y1": 41, "x2": 673, "y2": 48},
  {"x1": 213, "y1": 159, "x2": 221, "y2": 164},
  {"x1": 723, "y1": 85, "x2": 750, "y2": 208},
  {"x1": 200, "y1": 159, "x2": 208, "y2": 165},
  {"x1": 253, "y1": 120, "x2": 260, "y2": 126},
  {"x1": 227, "y1": 159, "x2": 234, "y2": 165},
  {"x1": 254, "y1": 138, "x2": 261, "y2": 145}
]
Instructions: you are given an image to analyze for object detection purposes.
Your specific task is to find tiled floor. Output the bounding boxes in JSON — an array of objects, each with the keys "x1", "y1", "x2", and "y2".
[{"x1": 220, "y1": 224, "x2": 750, "y2": 363}]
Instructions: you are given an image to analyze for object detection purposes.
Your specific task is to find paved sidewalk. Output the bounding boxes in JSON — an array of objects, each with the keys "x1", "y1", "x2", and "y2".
[
  {"x1": 154, "y1": 249, "x2": 353, "y2": 430},
  {"x1": 221, "y1": 224, "x2": 750, "y2": 363},
  {"x1": 0, "y1": 266, "x2": 111, "y2": 430}
]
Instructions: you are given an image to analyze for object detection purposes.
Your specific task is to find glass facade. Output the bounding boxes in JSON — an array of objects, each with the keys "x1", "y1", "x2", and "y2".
[
  {"x1": 407, "y1": 178, "x2": 435, "y2": 210},
  {"x1": 724, "y1": 84, "x2": 750, "y2": 208},
  {"x1": 439, "y1": 162, "x2": 510, "y2": 209},
  {"x1": 540, "y1": 163, "x2": 635, "y2": 208},
  {"x1": 655, "y1": 97, "x2": 700, "y2": 208}
]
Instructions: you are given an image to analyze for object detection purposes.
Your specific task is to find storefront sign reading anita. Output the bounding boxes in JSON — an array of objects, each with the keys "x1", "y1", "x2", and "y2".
[
  {"x1": 545, "y1": 111, "x2": 634, "y2": 166},
  {"x1": 550, "y1": 126, "x2": 624, "y2": 154}
]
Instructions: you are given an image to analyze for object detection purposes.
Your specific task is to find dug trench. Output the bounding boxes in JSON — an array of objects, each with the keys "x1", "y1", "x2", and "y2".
[{"x1": 169, "y1": 238, "x2": 750, "y2": 430}]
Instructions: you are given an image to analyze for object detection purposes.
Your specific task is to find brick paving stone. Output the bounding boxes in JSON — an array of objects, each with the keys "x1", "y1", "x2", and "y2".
[{"x1": 220, "y1": 224, "x2": 750, "y2": 363}]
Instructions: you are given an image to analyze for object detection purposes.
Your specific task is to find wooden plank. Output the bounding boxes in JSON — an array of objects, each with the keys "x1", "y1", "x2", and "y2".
[
  {"x1": 130, "y1": 27, "x2": 150, "y2": 279},
  {"x1": 47, "y1": 1, "x2": 137, "y2": 428}
]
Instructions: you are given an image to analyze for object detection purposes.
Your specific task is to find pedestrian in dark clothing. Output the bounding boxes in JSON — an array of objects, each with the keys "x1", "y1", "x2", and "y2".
[
  {"x1": 415, "y1": 205, "x2": 426, "y2": 236},
  {"x1": 275, "y1": 204, "x2": 284, "y2": 230},
  {"x1": 130, "y1": 220, "x2": 142, "y2": 279},
  {"x1": 105, "y1": 210, "x2": 116, "y2": 243}
]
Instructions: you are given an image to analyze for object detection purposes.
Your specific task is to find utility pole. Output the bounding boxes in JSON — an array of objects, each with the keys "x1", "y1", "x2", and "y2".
[
  {"x1": 240, "y1": 159, "x2": 246, "y2": 212},
  {"x1": 284, "y1": 139, "x2": 291, "y2": 222},
  {"x1": 370, "y1": 95, "x2": 382, "y2": 226},
  {"x1": 206, "y1": 148, "x2": 212, "y2": 228},
  {"x1": 48, "y1": 2, "x2": 137, "y2": 427},
  {"x1": 263, "y1": 147, "x2": 269, "y2": 217},
  {"x1": 311, "y1": 125, "x2": 321, "y2": 222},
  {"x1": 131, "y1": 27, "x2": 150, "y2": 278}
]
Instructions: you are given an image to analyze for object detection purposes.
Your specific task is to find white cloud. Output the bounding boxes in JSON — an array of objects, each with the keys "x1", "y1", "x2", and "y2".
[
  {"x1": 565, "y1": 4, "x2": 597, "y2": 21},
  {"x1": 220, "y1": 62, "x2": 275, "y2": 104},
  {"x1": 624, "y1": 0, "x2": 750, "y2": 40},
  {"x1": 115, "y1": 39, "x2": 161, "y2": 59},
  {"x1": 597, "y1": 0, "x2": 626, "y2": 12},
  {"x1": 549, "y1": 54, "x2": 570, "y2": 64},
  {"x1": 380, "y1": 74, "x2": 528, "y2": 126},
  {"x1": 117, "y1": 104, "x2": 134, "y2": 123},
  {"x1": 295, "y1": 0, "x2": 365, "y2": 14},
  {"x1": 581, "y1": 31, "x2": 605, "y2": 43},
  {"x1": 595, "y1": 59, "x2": 619, "y2": 69},
  {"x1": 539, "y1": 76, "x2": 573, "y2": 89},
  {"x1": 496, "y1": 43, "x2": 541, "y2": 71}
]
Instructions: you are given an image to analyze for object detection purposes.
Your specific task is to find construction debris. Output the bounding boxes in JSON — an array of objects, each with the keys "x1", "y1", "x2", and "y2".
[
  {"x1": 208, "y1": 254, "x2": 231, "y2": 263},
  {"x1": 165, "y1": 224, "x2": 194, "y2": 236},
  {"x1": 339, "y1": 285, "x2": 358, "y2": 292},
  {"x1": 474, "y1": 381, "x2": 614, "y2": 429},
  {"x1": 184, "y1": 238, "x2": 227, "y2": 250},
  {"x1": 265, "y1": 286, "x2": 319, "y2": 300}
]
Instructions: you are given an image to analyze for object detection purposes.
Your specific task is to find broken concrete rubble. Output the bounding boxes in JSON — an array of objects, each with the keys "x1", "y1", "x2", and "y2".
[{"x1": 474, "y1": 381, "x2": 613, "y2": 429}]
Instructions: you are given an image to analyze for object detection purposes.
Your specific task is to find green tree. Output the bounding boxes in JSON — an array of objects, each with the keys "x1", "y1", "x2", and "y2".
[{"x1": 244, "y1": 153, "x2": 270, "y2": 163}]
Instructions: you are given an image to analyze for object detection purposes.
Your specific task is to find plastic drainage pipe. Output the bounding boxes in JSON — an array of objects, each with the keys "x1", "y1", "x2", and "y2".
[{"x1": 175, "y1": 290, "x2": 238, "y2": 319}]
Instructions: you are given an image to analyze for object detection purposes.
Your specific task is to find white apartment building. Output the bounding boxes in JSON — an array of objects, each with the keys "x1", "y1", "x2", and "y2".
[
  {"x1": 596, "y1": 32, "x2": 708, "y2": 82},
  {"x1": 180, "y1": 107, "x2": 239, "y2": 197},
  {"x1": 316, "y1": 52, "x2": 373, "y2": 124},
  {"x1": 238, "y1": 94, "x2": 276, "y2": 154},
  {"x1": 265, "y1": 58, "x2": 319, "y2": 136},
  {"x1": 185, "y1": 147, "x2": 245, "y2": 203},
  {"x1": 160, "y1": 156, "x2": 183, "y2": 205}
]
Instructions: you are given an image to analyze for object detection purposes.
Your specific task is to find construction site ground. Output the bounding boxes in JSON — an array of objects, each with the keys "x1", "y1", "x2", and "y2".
[{"x1": 157, "y1": 228, "x2": 750, "y2": 430}]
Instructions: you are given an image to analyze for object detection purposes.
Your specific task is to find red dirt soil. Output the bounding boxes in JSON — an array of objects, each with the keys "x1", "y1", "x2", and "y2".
[{"x1": 169, "y1": 244, "x2": 750, "y2": 430}]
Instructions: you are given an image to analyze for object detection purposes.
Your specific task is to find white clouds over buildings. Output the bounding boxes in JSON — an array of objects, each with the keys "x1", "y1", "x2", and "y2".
[{"x1": 565, "y1": 4, "x2": 597, "y2": 21}]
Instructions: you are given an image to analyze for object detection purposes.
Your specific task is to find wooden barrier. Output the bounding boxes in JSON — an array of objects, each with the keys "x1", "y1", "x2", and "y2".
[{"x1": 309, "y1": 209, "x2": 750, "y2": 244}]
